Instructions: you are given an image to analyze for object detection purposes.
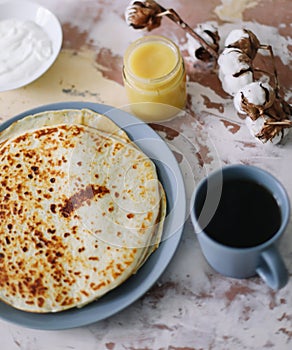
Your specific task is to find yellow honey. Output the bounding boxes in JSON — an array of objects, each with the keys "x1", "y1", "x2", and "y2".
[{"x1": 123, "y1": 35, "x2": 186, "y2": 121}]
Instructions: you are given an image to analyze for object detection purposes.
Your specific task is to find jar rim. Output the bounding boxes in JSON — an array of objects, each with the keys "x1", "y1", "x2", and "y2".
[{"x1": 123, "y1": 35, "x2": 182, "y2": 85}]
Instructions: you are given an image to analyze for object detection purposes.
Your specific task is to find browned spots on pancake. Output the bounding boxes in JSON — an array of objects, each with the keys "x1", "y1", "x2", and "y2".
[
  {"x1": 61, "y1": 184, "x2": 110, "y2": 217},
  {"x1": 146, "y1": 212, "x2": 153, "y2": 221},
  {"x1": 37, "y1": 297, "x2": 45, "y2": 307},
  {"x1": 112, "y1": 142, "x2": 124, "y2": 155},
  {"x1": 90, "y1": 281, "x2": 106, "y2": 291},
  {"x1": 25, "y1": 277, "x2": 48, "y2": 297},
  {"x1": 0, "y1": 264, "x2": 9, "y2": 287},
  {"x1": 33, "y1": 127, "x2": 59, "y2": 139},
  {"x1": 0, "y1": 116, "x2": 164, "y2": 312},
  {"x1": 89, "y1": 256, "x2": 99, "y2": 261},
  {"x1": 50, "y1": 204, "x2": 57, "y2": 213},
  {"x1": 61, "y1": 297, "x2": 76, "y2": 306},
  {"x1": 81, "y1": 290, "x2": 90, "y2": 297}
]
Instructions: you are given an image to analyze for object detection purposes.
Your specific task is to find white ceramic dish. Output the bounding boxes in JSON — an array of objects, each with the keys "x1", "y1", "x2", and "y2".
[
  {"x1": 0, "y1": 102, "x2": 186, "y2": 330},
  {"x1": 0, "y1": 0, "x2": 62, "y2": 92}
]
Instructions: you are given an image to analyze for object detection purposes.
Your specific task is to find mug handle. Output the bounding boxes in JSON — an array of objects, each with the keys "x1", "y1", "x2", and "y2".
[{"x1": 256, "y1": 245, "x2": 289, "y2": 290}]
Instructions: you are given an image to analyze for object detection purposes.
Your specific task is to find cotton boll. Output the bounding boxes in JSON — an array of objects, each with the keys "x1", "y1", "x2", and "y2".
[
  {"x1": 224, "y1": 28, "x2": 260, "y2": 60},
  {"x1": 125, "y1": 0, "x2": 162, "y2": 31},
  {"x1": 186, "y1": 34, "x2": 202, "y2": 60},
  {"x1": 187, "y1": 23, "x2": 219, "y2": 61},
  {"x1": 220, "y1": 70, "x2": 253, "y2": 96},
  {"x1": 246, "y1": 115, "x2": 264, "y2": 137},
  {"x1": 234, "y1": 82, "x2": 275, "y2": 116},
  {"x1": 239, "y1": 82, "x2": 274, "y2": 108},
  {"x1": 218, "y1": 48, "x2": 251, "y2": 75},
  {"x1": 234, "y1": 90, "x2": 245, "y2": 114},
  {"x1": 225, "y1": 29, "x2": 249, "y2": 47},
  {"x1": 246, "y1": 115, "x2": 289, "y2": 144},
  {"x1": 125, "y1": 0, "x2": 141, "y2": 27},
  {"x1": 218, "y1": 48, "x2": 253, "y2": 95}
]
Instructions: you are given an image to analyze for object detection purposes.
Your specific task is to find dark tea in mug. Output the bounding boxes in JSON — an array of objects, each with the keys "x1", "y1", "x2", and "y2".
[
  {"x1": 196, "y1": 179, "x2": 282, "y2": 248},
  {"x1": 191, "y1": 164, "x2": 289, "y2": 289}
]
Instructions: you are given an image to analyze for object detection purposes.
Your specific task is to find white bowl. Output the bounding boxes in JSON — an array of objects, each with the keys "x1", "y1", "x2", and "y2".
[{"x1": 0, "y1": 0, "x2": 62, "y2": 91}]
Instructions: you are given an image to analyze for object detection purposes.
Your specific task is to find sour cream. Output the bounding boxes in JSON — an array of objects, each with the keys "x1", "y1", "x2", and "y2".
[{"x1": 0, "y1": 18, "x2": 52, "y2": 87}]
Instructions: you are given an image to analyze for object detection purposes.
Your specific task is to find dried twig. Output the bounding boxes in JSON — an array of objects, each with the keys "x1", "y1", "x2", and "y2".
[
  {"x1": 156, "y1": 6, "x2": 219, "y2": 59},
  {"x1": 126, "y1": 0, "x2": 219, "y2": 59}
]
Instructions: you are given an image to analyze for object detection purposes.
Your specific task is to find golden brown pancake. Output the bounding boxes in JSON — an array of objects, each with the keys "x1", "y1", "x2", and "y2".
[{"x1": 0, "y1": 109, "x2": 166, "y2": 312}]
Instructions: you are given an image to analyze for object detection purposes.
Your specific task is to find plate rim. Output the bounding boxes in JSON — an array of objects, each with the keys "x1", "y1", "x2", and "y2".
[
  {"x1": 0, "y1": 0, "x2": 63, "y2": 92},
  {"x1": 0, "y1": 102, "x2": 186, "y2": 329}
]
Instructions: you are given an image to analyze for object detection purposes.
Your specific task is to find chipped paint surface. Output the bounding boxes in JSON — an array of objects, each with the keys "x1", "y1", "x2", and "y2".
[
  {"x1": 0, "y1": 0, "x2": 292, "y2": 349},
  {"x1": 0, "y1": 49, "x2": 127, "y2": 119},
  {"x1": 214, "y1": 0, "x2": 260, "y2": 22}
]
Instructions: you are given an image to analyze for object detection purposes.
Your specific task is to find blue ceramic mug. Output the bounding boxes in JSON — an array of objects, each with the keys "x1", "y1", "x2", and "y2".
[{"x1": 190, "y1": 164, "x2": 290, "y2": 290}]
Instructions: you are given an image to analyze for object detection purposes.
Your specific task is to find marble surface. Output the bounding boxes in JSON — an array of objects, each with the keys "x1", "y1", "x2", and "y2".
[{"x1": 0, "y1": 0, "x2": 291, "y2": 349}]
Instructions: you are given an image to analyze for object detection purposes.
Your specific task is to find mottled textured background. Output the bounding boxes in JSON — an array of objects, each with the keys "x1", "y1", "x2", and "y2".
[{"x1": 0, "y1": 0, "x2": 291, "y2": 349}]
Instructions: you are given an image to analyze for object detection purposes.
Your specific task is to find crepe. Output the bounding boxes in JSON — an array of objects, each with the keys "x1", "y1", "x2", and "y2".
[{"x1": 0, "y1": 109, "x2": 166, "y2": 313}]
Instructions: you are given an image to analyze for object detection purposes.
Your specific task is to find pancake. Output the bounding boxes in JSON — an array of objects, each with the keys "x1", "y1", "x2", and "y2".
[{"x1": 0, "y1": 109, "x2": 166, "y2": 313}]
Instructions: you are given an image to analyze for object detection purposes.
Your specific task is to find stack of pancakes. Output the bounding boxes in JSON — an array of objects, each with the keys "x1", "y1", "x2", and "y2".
[{"x1": 0, "y1": 109, "x2": 166, "y2": 312}]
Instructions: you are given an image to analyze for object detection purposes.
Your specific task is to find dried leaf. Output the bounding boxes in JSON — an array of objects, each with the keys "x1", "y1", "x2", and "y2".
[{"x1": 126, "y1": 0, "x2": 162, "y2": 31}]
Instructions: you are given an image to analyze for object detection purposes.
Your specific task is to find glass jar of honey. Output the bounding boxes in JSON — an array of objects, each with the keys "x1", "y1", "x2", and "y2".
[{"x1": 123, "y1": 35, "x2": 186, "y2": 122}]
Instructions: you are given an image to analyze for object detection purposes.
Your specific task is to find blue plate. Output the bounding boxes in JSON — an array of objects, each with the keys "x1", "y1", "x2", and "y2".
[{"x1": 0, "y1": 102, "x2": 186, "y2": 329}]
